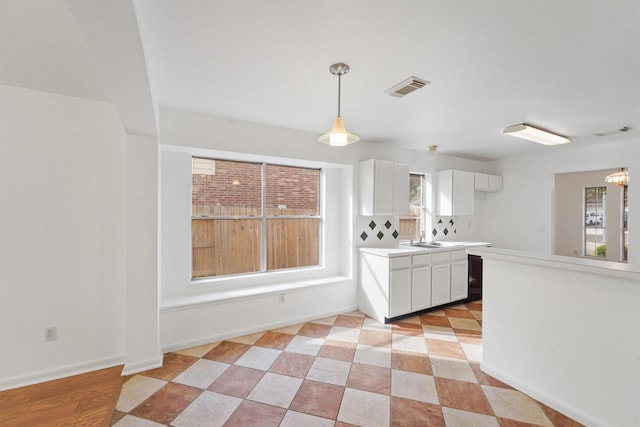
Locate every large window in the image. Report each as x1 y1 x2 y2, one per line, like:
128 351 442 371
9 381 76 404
584 186 606 258
622 185 628 261
191 158 320 279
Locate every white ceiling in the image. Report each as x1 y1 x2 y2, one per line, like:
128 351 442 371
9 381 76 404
2 0 639 160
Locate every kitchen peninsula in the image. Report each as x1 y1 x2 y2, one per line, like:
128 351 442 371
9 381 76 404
468 247 640 427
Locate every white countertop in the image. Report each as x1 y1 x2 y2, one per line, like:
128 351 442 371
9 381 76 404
468 246 640 281
360 241 491 257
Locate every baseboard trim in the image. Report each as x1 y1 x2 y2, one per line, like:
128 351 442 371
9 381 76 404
480 362 606 427
0 355 125 392
122 353 164 375
161 305 358 353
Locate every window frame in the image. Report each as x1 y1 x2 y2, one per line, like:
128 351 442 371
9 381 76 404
191 157 323 280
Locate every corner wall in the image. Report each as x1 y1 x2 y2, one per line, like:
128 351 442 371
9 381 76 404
0 85 127 390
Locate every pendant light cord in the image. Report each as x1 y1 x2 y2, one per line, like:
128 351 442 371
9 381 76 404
337 73 341 118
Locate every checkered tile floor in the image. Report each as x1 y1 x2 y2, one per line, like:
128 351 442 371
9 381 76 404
111 301 583 426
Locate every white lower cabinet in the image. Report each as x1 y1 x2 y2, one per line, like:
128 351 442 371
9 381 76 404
359 249 468 322
450 250 469 301
389 268 412 317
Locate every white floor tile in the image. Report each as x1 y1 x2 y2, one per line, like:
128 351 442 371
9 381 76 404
441 407 500 427
337 388 390 427
391 370 439 404
327 325 361 343
233 346 281 371
306 357 351 386
482 385 553 426
430 356 477 383
392 334 428 353
284 335 324 356
173 359 230 389
353 344 391 368
171 391 242 427
247 373 303 408
115 375 167 412
113 415 166 427
280 410 334 427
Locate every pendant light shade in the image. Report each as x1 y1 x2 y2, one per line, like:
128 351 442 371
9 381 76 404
605 168 628 186
318 63 360 146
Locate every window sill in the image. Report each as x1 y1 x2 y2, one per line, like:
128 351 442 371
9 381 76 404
160 275 352 313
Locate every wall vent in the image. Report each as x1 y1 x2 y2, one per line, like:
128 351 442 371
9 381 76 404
593 126 631 137
385 77 430 97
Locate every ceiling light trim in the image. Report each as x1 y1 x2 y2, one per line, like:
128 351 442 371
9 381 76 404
503 123 571 146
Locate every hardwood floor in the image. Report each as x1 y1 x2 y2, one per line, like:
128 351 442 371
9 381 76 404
0 365 124 427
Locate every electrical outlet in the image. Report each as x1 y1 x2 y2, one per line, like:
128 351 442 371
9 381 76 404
45 327 57 342
278 294 285 304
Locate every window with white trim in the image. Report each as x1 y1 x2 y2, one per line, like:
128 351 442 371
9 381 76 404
191 158 321 279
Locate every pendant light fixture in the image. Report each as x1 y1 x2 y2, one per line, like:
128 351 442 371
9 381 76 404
318 63 360 146
605 168 628 186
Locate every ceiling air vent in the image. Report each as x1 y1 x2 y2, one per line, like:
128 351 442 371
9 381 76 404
385 76 430 97
593 126 631 137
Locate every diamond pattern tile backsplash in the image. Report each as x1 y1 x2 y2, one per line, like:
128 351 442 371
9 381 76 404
357 216 400 248
432 217 457 239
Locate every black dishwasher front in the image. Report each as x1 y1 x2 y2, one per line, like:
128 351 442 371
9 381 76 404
467 254 483 301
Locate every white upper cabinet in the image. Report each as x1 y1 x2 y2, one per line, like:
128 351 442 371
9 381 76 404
436 170 474 216
360 159 410 216
474 173 503 192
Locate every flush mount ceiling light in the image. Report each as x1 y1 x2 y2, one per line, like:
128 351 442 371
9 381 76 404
503 123 571 146
428 145 438 159
605 168 628 186
318 63 360 147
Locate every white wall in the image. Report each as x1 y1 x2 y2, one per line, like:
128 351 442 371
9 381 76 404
486 139 639 266
0 85 127 390
124 134 161 374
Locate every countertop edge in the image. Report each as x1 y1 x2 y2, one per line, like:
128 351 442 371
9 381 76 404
360 242 491 257
467 247 640 281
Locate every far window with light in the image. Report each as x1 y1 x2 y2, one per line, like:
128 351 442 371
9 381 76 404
400 173 426 241
191 158 321 279
584 186 606 258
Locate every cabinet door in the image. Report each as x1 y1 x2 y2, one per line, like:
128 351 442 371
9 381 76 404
451 260 469 302
392 163 410 216
431 263 451 306
411 265 431 311
474 173 489 191
374 160 394 215
389 268 412 317
452 171 474 215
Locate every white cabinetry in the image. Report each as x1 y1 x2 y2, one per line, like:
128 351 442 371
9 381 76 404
411 254 432 311
389 257 412 317
430 252 451 306
359 249 470 322
360 159 410 216
450 250 469 301
436 170 474 216
474 173 503 192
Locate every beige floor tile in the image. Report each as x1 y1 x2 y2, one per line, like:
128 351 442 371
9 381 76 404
441 407 500 427
173 359 230 389
171 391 241 427
306 357 352 386
116 375 168 412
342 310 366 317
247 373 303 408
227 331 265 345
391 370 439 404
449 317 482 331
430 356 477 383
401 315 422 324
311 316 337 325
460 342 483 362
392 334 428 353
337 388 390 427
470 309 483 320
363 317 394 332
174 342 219 358
271 323 303 335
353 343 392 368
327 325 361 343
482 385 553 426
422 325 458 342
